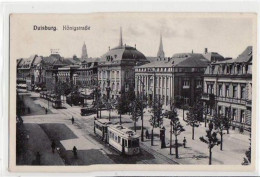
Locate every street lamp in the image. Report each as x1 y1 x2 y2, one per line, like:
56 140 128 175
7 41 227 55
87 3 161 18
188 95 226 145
136 76 145 142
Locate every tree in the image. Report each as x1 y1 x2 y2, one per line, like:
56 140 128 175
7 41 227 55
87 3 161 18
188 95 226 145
103 98 114 121
115 93 128 124
224 105 232 134
168 103 185 158
212 112 225 151
93 87 102 118
130 100 141 132
149 98 164 146
186 103 201 140
200 129 221 165
242 130 251 165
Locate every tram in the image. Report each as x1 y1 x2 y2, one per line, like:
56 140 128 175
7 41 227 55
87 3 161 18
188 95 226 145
94 119 140 155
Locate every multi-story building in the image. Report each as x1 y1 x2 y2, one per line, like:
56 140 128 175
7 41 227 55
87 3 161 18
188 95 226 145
98 28 149 99
135 53 210 109
16 54 42 90
201 46 252 130
76 58 99 88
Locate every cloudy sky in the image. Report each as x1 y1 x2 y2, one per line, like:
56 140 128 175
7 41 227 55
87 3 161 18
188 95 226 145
10 13 255 60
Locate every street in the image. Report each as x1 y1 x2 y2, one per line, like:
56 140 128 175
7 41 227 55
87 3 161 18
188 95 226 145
17 91 249 165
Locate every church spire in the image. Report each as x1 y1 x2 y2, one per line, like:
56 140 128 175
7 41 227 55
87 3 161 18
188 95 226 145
81 41 88 60
119 27 123 47
157 32 165 59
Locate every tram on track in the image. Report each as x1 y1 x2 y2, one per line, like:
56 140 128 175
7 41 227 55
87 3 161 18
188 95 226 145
94 119 140 155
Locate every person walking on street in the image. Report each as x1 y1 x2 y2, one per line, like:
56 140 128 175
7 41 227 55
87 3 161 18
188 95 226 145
71 116 75 124
27 107 31 114
36 152 41 165
45 108 48 114
183 137 187 148
145 129 150 139
73 146 77 158
51 140 56 153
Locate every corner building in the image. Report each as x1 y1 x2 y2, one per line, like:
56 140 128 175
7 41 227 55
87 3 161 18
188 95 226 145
201 46 252 130
98 28 149 99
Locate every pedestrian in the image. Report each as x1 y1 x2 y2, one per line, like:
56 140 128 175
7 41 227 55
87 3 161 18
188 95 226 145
51 140 56 153
209 120 213 132
183 137 187 148
73 146 77 158
45 108 48 114
71 116 74 124
27 107 31 114
145 129 150 139
36 152 41 165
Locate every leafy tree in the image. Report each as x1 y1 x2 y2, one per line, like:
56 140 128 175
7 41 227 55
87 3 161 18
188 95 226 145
93 88 102 118
149 98 164 146
168 103 185 158
212 112 226 151
103 98 114 121
224 105 232 134
186 103 201 140
130 99 142 132
200 129 221 165
242 130 251 165
115 93 129 124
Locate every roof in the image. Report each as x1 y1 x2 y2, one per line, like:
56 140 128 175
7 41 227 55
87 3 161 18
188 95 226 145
146 56 158 63
136 53 210 68
172 53 210 67
109 124 139 139
235 46 252 63
100 45 148 63
203 52 225 62
82 57 101 63
18 55 39 69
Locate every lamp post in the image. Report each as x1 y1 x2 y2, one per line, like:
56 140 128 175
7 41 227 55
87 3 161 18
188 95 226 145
135 76 145 142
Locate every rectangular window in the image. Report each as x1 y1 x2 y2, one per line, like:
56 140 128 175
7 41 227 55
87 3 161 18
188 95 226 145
218 106 222 115
118 136 121 144
232 109 237 121
225 107 229 117
233 85 237 98
240 110 245 123
226 85 230 97
218 84 223 96
241 85 246 99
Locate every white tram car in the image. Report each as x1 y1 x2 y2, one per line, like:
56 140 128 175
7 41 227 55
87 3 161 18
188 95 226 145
94 119 111 141
94 119 140 155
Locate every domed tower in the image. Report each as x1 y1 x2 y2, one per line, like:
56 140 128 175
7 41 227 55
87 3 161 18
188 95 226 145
81 42 88 60
98 27 149 99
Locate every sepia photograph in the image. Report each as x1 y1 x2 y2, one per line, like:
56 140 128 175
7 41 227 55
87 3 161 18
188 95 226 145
9 13 256 171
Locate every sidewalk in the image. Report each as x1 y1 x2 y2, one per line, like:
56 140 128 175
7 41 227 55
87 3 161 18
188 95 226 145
97 108 249 165
17 123 65 165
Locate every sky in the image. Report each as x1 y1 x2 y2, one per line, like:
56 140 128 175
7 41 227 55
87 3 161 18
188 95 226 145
10 13 255 60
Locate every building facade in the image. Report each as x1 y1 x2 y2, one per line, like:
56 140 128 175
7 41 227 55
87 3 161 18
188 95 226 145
135 53 210 109
98 28 149 99
201 46 252 130
16 55 42 90
76 58 99 88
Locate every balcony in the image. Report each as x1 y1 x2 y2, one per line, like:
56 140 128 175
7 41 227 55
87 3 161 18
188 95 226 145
246 100 252 107
202 93 248 105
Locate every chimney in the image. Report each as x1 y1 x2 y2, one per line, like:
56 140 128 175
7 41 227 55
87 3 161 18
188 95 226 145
109 46 110 51
205 48 208 54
